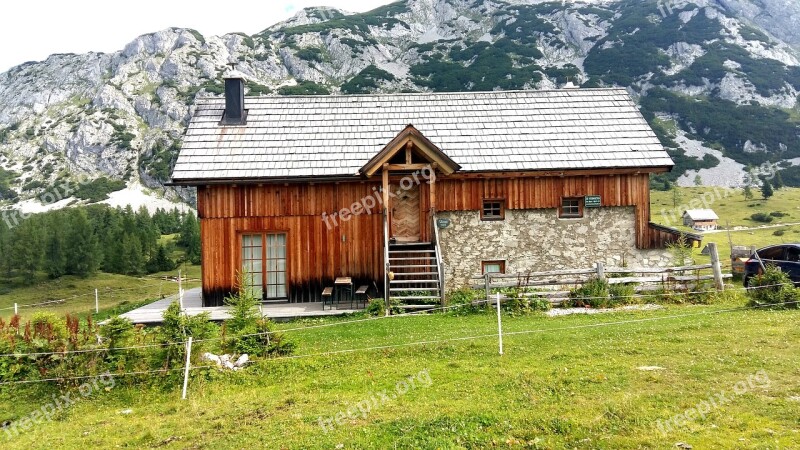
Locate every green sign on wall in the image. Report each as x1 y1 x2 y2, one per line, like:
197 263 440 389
585 195 601 208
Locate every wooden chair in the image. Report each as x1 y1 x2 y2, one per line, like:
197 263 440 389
354 285 369 309
321 287 333 310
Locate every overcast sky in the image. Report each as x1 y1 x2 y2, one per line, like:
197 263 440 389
0 0 393 73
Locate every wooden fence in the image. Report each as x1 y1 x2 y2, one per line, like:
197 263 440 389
471 244 730 305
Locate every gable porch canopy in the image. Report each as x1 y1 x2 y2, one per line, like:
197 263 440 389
170 89 674 185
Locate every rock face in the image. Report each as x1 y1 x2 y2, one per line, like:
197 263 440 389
0 0 799 209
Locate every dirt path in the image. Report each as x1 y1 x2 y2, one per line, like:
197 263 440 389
703 222 800 234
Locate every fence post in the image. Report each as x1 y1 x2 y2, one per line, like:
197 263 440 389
495 293 503 356
708 242 724 291
178 270 184 310
14 303 17 315
596 262 605 280
484 273 491 302
95 289 99 314
181 336 193 400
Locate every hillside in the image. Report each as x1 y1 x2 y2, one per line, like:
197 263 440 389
1 0 799 212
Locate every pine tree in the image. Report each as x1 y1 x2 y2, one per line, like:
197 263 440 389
179 213 201 264
743 185 753 201
147 244 176 273
761 180 774 200
65 209 101 277
45 227 67 279
693 175 702 186
10 219 44 282
773 171 785 190
122 234 146 275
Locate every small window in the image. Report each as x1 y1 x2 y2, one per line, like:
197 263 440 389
786 247 800 262
559 197 583 218
481 199 505 221
482 260 505 274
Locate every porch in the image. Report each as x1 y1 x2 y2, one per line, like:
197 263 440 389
119 288 364 325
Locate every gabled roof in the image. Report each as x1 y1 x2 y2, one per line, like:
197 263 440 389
360 125 461 177
683 209 719 221
171 88 673 184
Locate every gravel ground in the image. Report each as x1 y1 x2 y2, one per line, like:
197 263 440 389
546 304 664 317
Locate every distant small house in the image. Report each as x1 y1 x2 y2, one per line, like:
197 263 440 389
683 209 719 231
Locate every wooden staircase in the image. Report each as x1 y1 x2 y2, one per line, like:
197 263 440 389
388 242 442 309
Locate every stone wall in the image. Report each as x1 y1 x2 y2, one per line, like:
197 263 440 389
436 207 673 293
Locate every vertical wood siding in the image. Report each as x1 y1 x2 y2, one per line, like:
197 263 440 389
197 173 655 304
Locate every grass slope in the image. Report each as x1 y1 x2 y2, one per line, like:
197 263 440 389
1 299 798 448
651 186 800 268
0 264 200 320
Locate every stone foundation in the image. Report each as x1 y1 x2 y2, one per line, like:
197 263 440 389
437 207 673 293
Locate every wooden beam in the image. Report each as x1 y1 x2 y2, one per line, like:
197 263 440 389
382 164 389 214
447 167 670 180
385 163 430 171
405 141 413 165
429 165 436 213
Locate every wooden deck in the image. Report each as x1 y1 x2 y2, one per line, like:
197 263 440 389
119 288 363 324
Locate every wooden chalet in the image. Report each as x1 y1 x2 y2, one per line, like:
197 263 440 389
171 73 681 307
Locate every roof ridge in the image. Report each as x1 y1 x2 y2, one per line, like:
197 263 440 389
194 87 628 104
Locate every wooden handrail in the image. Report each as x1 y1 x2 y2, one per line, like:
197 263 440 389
383 207 390 314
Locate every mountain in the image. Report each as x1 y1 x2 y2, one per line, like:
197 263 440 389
1 0 799 212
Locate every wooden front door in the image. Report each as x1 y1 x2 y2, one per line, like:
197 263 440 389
391 183 421 242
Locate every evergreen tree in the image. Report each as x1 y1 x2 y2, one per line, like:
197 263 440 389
65 209 101 277
773 171 785 190
147 244 176 273
743 184 754 201
693 175 702 186
122 233 145 275
179 213 201 264
10 219 44 281
761 180 774 200
45 226 67 279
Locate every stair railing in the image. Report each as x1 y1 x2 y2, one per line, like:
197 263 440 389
431 209 445 306
383 207 390 315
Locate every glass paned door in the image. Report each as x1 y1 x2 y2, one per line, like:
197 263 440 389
241 232 288 301
241 234 264 299
266 233 287 299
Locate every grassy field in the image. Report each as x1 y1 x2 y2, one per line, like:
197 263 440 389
0 263 200 320
1 295 798 449
651 186 800 271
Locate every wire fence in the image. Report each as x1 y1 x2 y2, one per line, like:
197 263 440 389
0 282 796 387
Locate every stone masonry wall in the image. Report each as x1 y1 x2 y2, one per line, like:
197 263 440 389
437 207 673 293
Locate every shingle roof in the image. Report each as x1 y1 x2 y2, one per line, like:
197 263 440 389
683 209 719 221
171 88 673 183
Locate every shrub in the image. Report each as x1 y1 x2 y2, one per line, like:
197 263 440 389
159 301 216 369
99 316 134 351
750 212 774 223
609 282 637 305
30 312 68 342
746 266 799 309
568 278 610 308
770 211 788 217
223 276 294 357
773 229 785 236
444 288 486 315
498 287 551 314
365 298 386 316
